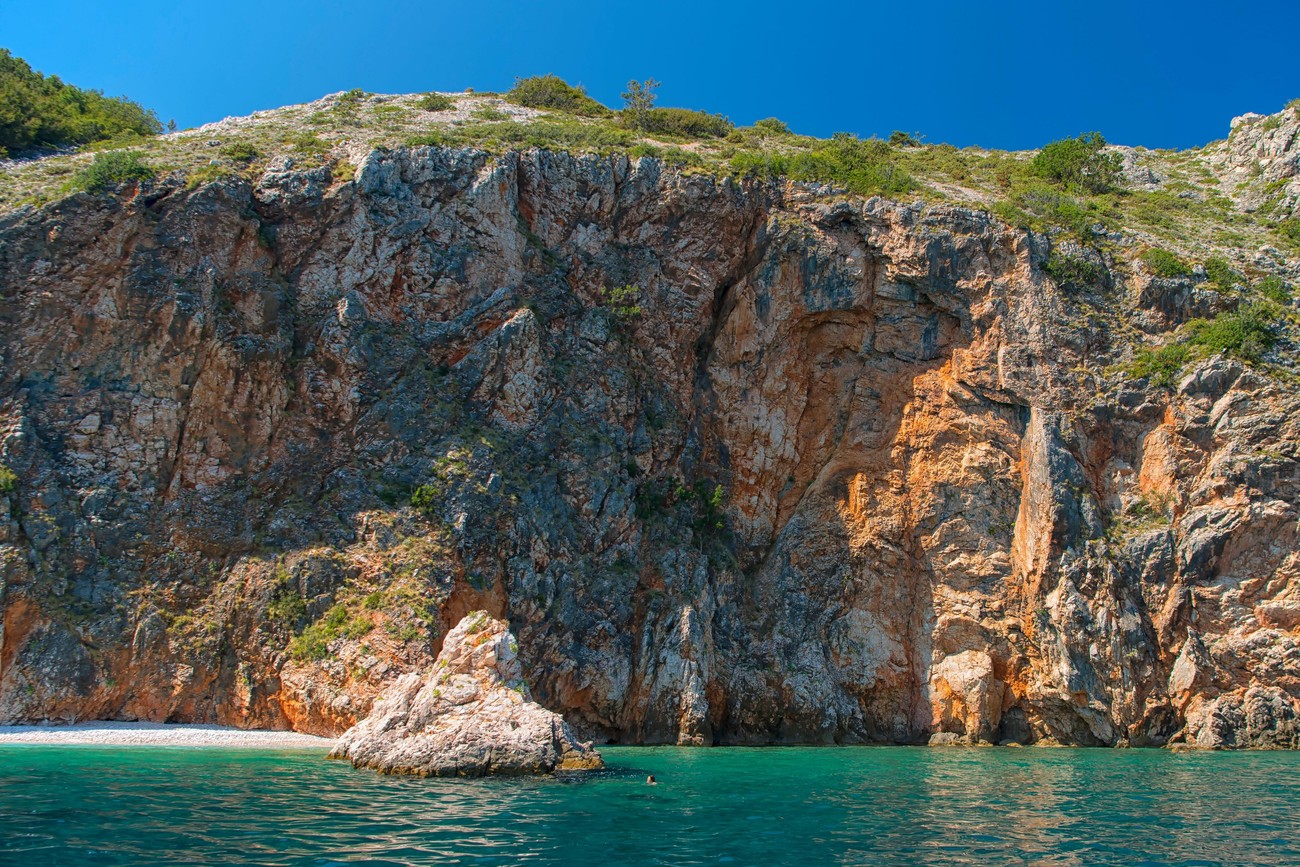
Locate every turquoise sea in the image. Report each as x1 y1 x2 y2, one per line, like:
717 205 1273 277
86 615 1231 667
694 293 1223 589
1 744 1298 865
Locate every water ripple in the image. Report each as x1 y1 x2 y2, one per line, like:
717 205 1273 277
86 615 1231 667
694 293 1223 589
1 746 1298 865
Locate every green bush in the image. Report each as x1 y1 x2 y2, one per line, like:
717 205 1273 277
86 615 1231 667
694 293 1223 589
1187 305 1277 363
412 119 635 154
998 184 1104 237
730 149 789 181
288 131 330 157
1203 256 1241 291
1140 248 1191 279
1043 250 1107 288
289 603 371 661
638 107 732 139
186 163 235 189
506 75 610 116
601 284 642 318
416 92 456 112
411 482 444 514
785 133 915 196
1031 132 1123 194
471 105 510 122
0 49 161 156
889 130 920 147
1257 275 1293 304
71 150 155 193
219 142 259 162
1276 218 1300 248
752 117 791 136
1127 343 1192 388
267 588 307 627
0 465 16 494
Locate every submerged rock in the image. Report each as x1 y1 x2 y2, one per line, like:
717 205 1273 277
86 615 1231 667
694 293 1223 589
329 612 603 776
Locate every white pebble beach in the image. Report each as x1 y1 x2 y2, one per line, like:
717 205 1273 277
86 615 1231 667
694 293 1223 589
0 721 333 748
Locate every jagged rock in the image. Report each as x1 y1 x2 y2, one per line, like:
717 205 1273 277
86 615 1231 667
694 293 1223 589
0 128 1297 749
328 612 603 776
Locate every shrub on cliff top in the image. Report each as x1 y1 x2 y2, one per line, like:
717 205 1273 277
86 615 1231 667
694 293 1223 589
752 117 792 136
70 150 155 193
1031 132 1123 194
0 48 161 156
506 75 610 117
784 133 915 196
638 107 733 139
416 92 456 112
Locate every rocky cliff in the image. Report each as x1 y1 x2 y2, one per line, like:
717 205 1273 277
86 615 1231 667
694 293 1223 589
1 100 1298 748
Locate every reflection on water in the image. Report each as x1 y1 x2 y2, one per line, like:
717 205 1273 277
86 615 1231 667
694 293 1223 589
1 745 1297 865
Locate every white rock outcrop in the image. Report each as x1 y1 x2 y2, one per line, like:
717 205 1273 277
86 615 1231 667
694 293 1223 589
329 611 603 776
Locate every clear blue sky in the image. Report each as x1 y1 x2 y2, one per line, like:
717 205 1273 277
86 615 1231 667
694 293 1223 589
5 0 1298 150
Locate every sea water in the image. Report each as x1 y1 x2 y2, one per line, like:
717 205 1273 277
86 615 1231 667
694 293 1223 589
1 744 1297 865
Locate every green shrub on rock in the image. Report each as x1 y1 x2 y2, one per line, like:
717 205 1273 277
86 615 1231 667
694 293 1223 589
1275 218 1300 249
1031 132 1123 194
1203 256 1241 291
507 75 610 116
1043 250 1107 289
786 133 915 196
1140 247 1191 279
70 150 155 193
639 107 732 139
416 92 456 112
1256 275 1292 304
1187 305 1277 363
1127 343 1193 388
753 117 792 136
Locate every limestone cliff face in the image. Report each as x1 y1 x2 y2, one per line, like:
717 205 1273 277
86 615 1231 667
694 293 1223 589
1 145 1297 747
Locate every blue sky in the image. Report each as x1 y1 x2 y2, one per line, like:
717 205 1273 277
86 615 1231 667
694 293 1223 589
5 0 1298 150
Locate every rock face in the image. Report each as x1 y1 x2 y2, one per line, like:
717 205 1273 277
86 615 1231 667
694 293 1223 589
0 141 1298 749
329 612 602 775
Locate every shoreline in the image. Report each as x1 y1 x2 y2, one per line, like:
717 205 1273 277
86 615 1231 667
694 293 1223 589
0 721 333 748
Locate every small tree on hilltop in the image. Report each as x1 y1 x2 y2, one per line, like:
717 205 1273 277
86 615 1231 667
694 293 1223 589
621 78 659 130
1031 131 1124 194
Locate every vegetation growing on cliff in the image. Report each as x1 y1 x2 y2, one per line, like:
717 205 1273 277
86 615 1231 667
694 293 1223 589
0 70 1296 390
69 150 155 192
0 49 161 156
508 74 610 117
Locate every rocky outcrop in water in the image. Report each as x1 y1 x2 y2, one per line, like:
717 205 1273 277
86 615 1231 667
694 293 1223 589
329 612 602 775
0 120 1298 749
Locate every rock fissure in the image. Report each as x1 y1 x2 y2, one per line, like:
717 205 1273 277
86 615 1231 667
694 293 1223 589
0 144 1297 749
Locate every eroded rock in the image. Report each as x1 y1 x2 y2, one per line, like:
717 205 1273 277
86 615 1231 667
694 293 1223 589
329 612 603 775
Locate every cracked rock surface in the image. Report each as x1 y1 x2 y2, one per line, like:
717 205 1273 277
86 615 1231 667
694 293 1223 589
330 612 602 775
0 144 1297 749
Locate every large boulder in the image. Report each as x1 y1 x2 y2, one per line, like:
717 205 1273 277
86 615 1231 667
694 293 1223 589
328 611 603 776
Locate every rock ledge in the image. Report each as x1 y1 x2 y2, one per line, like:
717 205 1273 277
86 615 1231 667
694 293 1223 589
329 611 602 776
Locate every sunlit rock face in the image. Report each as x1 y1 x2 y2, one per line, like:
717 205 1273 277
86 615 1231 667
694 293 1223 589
0 143 1297 749
329 612 602 776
